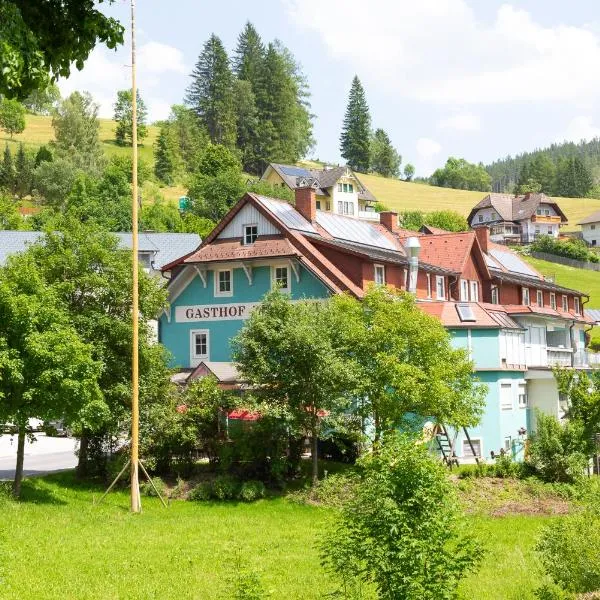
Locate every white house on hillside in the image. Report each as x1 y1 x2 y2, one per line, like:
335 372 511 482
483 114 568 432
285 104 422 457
577 211 600 246
468 193 568 244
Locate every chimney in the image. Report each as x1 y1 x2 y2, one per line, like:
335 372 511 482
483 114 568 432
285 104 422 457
380 211 398 232
474 226 490 253
295 185 316 222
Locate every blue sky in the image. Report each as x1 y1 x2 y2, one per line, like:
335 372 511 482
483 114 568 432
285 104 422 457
60 0 600 177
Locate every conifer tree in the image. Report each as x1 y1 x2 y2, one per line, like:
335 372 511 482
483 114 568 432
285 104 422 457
154 126 175 184
14 143 33 199
555 156 593 198
185 34 237 148
0 144 14 192
34 145 53 168
340 76 371 172
370 128 401 178
233 22 264 83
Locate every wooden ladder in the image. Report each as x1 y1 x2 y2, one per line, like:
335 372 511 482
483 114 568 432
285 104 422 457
435 424 458 468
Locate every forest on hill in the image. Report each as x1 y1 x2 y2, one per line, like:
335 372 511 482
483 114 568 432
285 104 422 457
485 138 600 197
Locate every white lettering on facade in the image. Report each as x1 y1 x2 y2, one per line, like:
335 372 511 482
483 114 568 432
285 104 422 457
176 302 260 323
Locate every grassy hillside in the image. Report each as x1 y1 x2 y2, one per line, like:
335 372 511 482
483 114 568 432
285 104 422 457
0 113 160 165
358 172 600 232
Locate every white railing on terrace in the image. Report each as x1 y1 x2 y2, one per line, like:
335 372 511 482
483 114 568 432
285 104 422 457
588 352 600 367
547 348 573 367
358 210 380 221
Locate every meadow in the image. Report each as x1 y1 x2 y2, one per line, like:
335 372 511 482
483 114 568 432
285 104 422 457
0 472 553 600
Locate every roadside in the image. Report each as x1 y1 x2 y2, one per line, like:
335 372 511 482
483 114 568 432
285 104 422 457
0 433 78 480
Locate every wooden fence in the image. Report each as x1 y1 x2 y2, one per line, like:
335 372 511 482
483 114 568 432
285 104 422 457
530 251 600 272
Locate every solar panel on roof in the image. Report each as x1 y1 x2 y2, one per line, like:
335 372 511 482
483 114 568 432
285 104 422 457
489 249 539 277
280 166 310 177
255 196 317 233
456 303 476 322
315 212 397 250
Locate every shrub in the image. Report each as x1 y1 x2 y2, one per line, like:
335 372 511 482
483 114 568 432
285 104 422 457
140 476 167 498
493 452 523 478
534 583 574 599
238 480 266 502
212 475 240 500
188 481 212 501
531 235 597 263
526 412 588 483
320 433 483 600
536 511 600 595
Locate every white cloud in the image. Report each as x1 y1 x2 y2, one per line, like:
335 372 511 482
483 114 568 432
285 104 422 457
287 0 600 106
416 137 442 160
558 116 600 143
438 113 481 132
57 41 186 122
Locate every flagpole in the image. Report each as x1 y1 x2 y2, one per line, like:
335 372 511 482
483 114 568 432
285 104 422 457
130 0 141 514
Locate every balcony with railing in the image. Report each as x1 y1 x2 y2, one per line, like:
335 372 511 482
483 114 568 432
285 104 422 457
358 210 380 221
531 215 562 224
547 347 573 367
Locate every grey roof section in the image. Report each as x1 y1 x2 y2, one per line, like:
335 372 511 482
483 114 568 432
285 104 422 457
0 231 42 265
577 210 600 225
585 309 600 323
490 268 583 296
488 311 524 329
0 230 200 269
254 195 317 233
316 211 398 250
264 163 376 202
488 248 540 278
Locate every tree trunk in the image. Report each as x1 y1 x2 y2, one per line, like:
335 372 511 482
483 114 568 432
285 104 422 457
76 433 90 478
12 426 26 499
311 429 319 488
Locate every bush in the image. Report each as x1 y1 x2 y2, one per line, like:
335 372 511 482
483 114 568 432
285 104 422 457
534 583 574 600
531 235 598 263
188 481 212 501
238 480 266 502
212 475 240 500
526 412 588 483
493 452 523 478
536 511 600 595
140 476 167 498
320 433 483 599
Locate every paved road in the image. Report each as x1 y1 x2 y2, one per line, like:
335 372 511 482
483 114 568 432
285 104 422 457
0 433 78 480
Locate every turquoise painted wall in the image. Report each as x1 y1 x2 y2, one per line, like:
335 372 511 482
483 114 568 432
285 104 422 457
159 264 330 367
448 328 501 369
454 371 528 461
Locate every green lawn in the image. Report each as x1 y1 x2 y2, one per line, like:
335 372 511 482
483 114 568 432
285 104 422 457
0 473 554 599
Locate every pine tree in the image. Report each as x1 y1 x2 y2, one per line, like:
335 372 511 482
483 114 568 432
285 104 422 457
233 22 264 83
14 143 33 199
154 126 175 184
0 144 14 192
185 34 237 148
340 76 371 172
555 156 593 197
114 89 148 146
370 129 401 178
34 145 53 168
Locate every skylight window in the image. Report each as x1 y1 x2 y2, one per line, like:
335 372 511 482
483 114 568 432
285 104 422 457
456 303 476 322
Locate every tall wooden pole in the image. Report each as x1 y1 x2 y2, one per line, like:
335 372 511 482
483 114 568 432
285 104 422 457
130 0 141 513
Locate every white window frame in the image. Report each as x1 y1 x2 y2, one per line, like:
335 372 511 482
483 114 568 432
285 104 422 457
190 329 209 366
478 214 484 223
271 265 291 293
460 279 469 302
491 285 499 305
470 280 479 302
500 381 513 411
214 269 233 297
374 264 386 285
518 384 528 408
244 224 258 245
522 287 530 306
550 292 556 310
462 438 482 459
403 268 408 289
562 295 568 312
574 297 581 315
536 290 543 307
426 274 432 298
436 276 445 300
503 437 512 453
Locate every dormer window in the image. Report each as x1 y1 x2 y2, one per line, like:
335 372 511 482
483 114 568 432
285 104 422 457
374 264 386 285
244 224 258 245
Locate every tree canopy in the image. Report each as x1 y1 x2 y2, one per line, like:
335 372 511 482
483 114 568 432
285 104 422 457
0 0 124 99
0 98 26 137
340 75 371 173
370 128 401 178
114 89 148 146
431 157 492 192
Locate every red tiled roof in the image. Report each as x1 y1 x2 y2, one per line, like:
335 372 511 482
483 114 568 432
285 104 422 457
184 235 299 263
503 304 593 324
418 232 476 273
419 301 501 328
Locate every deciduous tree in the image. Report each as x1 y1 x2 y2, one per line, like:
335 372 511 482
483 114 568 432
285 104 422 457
403 163 415 181
114 89 148 146
0 98 26 138
232 291 358 486
22 83 61 115
431 157 491 192
340 76 371 172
